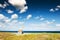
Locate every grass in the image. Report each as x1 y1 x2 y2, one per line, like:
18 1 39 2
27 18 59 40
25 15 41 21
0 32 60 40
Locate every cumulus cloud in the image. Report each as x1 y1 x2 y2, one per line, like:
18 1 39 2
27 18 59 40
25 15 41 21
50 8 59 12
35 16 45 21
7 10 14 13
50 5 60 12
27 14 32 20
0 4 2 7
0 13 59 31
4 19 11 23
9 0 28 13
55 8 59 11
20 6 28 13
0 0 28 14
0 3 7 8
11 14 18 19
0 14 25 31
0 14 59 31
0 14 5 20
0 14 11 23
9 0 26 6
50 8 54 12
57 5 60 8
0 4 3 7
0 20 25 31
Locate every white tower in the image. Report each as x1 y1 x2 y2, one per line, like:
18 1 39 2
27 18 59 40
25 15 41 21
18 25 24 34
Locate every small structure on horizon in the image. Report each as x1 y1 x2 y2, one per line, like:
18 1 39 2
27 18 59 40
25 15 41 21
18 29 23 34
18 26 24 34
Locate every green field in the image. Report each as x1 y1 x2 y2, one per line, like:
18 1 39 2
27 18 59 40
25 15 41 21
0 32 60 40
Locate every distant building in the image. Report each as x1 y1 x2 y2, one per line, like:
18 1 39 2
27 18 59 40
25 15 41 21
18 29 23 34
18 25 24 34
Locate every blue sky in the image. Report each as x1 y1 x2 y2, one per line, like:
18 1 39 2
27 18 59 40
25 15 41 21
0 0 60 31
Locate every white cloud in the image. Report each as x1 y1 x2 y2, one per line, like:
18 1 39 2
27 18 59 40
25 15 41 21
27 14 32 20
45 20 54 24
0 14 5 20
0 14 25 31
50 5 60 12
55 8 59 11
50 8 54 12
20 6 28 13
0 3 7 8
9 0 26 6
0 17 25 31
0 4 3 7
0 14 11 28
35 16 45 21
7 10 14 13
24 22 56 31
9 0 28 13
0 15 59 31
40 17 45 21
57 5 60 8
0 14 11 23
23 19 59 31
19 22 24 25
56 24 60 27
3 4 7 8
4 19 11 23
11 14 18 19
0 0 28 14
0 14 11 24
0 14 59 31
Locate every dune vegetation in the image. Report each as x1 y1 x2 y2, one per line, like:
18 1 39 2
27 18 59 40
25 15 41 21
0 32 60 40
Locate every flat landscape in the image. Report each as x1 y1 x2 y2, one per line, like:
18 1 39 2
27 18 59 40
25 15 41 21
0 32 60 40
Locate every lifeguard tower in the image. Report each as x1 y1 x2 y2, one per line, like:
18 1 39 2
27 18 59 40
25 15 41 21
18 26 24 34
